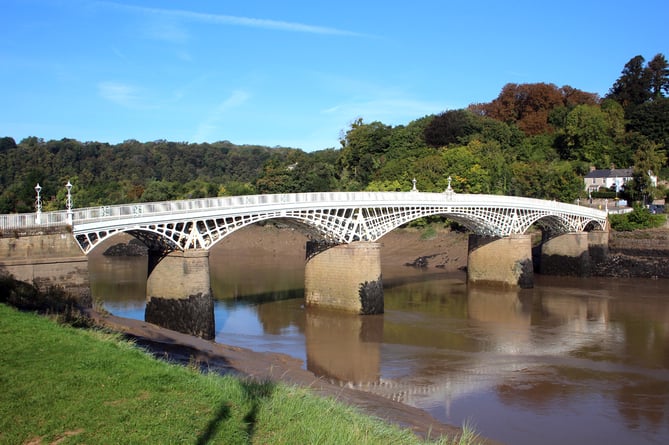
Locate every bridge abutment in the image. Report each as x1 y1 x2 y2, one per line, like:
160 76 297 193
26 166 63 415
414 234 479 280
304 241 383 314
145 249 214 339
467 234 534 288
0 232 91 304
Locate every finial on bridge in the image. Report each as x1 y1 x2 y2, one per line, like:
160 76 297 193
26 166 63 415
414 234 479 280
411 178 418 192
444 176 455 199
66 180 73 225
34 183 42 225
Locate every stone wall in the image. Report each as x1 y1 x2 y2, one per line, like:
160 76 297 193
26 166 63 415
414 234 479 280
0 231 90 302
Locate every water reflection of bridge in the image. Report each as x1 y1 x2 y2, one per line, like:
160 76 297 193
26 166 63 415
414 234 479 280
299 284 647 410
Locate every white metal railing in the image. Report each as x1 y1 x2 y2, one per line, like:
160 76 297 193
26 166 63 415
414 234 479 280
0 210 70 232
0 191 609 232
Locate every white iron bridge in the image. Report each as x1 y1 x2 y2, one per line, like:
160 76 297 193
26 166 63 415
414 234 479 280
71 191 609 254
1 191 609 255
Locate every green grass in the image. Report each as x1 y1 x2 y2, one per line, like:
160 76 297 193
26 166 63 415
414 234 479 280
0 304 479 444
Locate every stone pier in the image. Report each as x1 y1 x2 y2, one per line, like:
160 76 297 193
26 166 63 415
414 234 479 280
145 249 214 339
540 232 591 276
304 242 383 314
0 231 90 304
467 234 534 288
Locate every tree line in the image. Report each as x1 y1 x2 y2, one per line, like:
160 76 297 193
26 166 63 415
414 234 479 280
1 53 667 214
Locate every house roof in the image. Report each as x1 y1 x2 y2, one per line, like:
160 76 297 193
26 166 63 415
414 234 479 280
584 168 633 179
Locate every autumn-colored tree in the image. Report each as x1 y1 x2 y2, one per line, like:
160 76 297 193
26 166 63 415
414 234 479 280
474 83 598 135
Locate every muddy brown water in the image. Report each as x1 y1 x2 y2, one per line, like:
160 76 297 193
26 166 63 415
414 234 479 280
90 237 669 445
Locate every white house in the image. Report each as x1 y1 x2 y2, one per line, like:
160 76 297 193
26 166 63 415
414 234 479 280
584 167 657 194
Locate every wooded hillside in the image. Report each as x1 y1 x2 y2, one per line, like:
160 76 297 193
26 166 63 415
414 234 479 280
2 54 667 213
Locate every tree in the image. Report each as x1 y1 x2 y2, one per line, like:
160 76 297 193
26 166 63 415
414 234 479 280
563 104 615 166
607 55 651 113
647 53 669 99
474 83 598 136
0 137 16 152
624 134 667 204
627 98 669 157
338 119 392 187
423 109 481 147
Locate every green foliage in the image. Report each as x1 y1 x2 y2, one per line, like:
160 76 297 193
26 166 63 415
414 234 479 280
609 205 667 231
564 104 616 166
424 110 482 147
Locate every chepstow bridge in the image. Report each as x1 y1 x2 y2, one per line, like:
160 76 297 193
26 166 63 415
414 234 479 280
0 187 609 339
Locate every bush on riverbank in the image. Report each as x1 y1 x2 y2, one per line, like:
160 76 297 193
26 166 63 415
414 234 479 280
0 300 477 444
609 205 666 231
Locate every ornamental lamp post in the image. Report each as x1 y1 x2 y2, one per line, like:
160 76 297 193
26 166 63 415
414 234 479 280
35 183 42 224
66 180 73 225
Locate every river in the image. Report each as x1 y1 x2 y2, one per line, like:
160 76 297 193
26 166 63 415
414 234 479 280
89 248 669 445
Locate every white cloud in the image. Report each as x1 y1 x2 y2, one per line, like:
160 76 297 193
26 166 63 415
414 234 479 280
321 97 448 125
145 20 190 44
193 90 251 141
98 81 141 108
96 1 364 36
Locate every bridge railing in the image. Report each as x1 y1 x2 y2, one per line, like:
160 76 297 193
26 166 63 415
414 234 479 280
0 191 609 231
0 210 70 232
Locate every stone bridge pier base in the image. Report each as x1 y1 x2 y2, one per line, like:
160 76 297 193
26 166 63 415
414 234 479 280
304 242 383 314
467 234 534 288
540 232 592 276
145 249 214 339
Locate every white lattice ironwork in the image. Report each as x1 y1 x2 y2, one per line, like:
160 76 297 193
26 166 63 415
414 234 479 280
51 191 608 255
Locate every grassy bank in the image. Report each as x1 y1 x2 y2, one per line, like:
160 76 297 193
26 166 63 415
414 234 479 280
0 304 477 444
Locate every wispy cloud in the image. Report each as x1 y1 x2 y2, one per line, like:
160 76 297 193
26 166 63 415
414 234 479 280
98 81 142 108
96 1 364 36
322 97 447 123
193 90 251 141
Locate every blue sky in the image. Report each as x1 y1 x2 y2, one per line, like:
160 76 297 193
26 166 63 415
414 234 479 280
2 1 667 151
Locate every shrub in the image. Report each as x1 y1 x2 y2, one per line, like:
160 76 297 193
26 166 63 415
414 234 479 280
609 205 666 231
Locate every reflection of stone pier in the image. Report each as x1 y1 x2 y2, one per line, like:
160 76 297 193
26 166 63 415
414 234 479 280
305 307 382 384
145 249 214 339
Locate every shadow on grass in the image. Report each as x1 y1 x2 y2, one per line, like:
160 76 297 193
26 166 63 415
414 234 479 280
241 380 276 440
192 380 275 444
195 402 231 445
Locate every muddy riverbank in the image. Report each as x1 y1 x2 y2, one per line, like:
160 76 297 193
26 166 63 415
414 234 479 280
85 308 478 443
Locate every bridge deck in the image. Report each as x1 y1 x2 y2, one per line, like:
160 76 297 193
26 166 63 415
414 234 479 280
0 191 608 254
